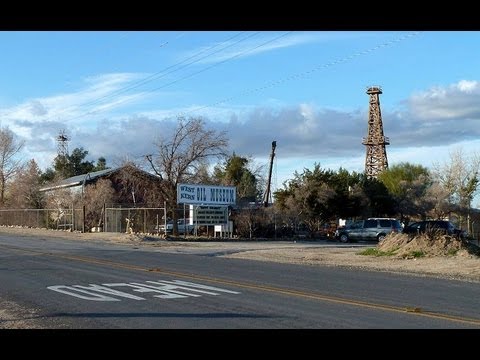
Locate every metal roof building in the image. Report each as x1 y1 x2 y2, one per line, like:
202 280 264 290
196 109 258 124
39 166 161 194
39 168 119 192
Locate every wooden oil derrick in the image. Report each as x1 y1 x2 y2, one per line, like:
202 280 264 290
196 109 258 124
362 86 389 178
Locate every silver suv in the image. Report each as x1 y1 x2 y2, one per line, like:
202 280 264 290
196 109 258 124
335 218 403 243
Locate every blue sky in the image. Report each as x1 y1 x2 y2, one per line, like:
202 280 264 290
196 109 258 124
1 31 480 204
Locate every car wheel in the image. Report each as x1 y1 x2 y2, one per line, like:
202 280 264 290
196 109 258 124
339 234 349 243
377 234 386 242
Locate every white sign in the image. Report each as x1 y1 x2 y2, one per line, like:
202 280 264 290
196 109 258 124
190 205 228 225
177 184 236 205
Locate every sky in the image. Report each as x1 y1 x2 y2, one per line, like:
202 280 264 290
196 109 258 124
1 31 480 205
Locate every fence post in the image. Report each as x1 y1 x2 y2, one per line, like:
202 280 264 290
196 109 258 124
104 206 107 232
128 209 131 233
164 201 167 236
82 205 86 233
144 208 146 234
71 205 75 231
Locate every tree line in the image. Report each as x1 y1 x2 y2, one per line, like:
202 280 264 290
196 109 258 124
0 118 478 236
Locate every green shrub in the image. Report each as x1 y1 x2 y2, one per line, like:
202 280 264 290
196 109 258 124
358 248 397 256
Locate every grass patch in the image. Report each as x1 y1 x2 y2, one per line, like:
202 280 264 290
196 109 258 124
407 250 425 258
357 248 397 257
447 249 458 256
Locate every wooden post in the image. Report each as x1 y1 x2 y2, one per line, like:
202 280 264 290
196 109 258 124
82 205 86 233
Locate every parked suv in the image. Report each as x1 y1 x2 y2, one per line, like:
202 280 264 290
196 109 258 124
335 218 403 243
403 220 465 239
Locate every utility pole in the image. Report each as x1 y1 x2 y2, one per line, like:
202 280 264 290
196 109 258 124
363 86 390 179
263 141 277 207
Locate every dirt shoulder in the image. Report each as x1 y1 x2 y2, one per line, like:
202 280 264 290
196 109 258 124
1 226 479 283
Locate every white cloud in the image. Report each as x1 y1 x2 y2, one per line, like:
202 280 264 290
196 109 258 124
457 80 478 93
215 105 366 160
409 79 480 120
83 73 142 87
1 72 148 127
28 101 48 116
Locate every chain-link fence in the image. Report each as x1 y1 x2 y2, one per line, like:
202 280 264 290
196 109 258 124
470 221 480 246
0 207 167 234
0 208 84 231
104 207 166 234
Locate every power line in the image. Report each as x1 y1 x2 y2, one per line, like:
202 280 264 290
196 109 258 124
180 32 422 118
149 32 291 95
45 32 258 124
67 31 252 114
66 32 292 121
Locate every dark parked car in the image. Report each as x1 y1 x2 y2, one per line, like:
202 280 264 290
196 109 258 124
403 220 466 239
335 218 403 243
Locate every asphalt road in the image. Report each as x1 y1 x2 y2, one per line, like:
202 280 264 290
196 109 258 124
0 233 479 329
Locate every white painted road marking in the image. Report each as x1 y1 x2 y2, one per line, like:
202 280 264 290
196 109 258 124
47 279 240 301
47 286 122 301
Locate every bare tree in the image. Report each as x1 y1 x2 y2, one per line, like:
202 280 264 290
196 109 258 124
0 127 25 207
82 178 115 231
44 187 75 228
110 161 163 207
421 182 452 220
6 159 44 209
431 147 480 231
282 193 303 231
145 117 228 235
195 161 215 185
233 207 266 239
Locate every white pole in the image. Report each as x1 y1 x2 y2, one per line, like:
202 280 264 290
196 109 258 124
183 203 186 239
164 201 167 236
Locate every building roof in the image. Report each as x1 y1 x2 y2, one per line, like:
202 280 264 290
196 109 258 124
39 166 160 192
39 168 117 192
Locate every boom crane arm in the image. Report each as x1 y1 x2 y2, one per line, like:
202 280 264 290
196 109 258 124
263 141 276 207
